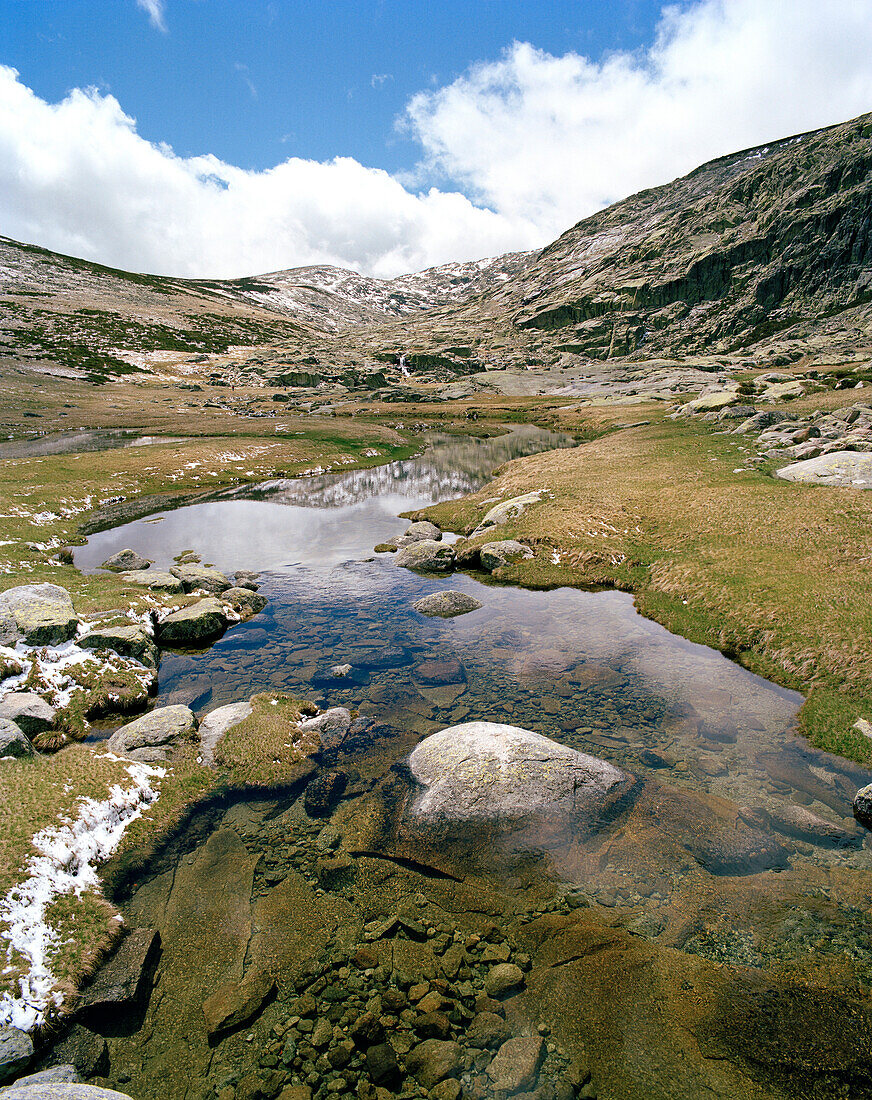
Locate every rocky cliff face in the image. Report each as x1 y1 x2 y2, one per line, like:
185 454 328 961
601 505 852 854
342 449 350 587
472 112 872 361
1 111 870 389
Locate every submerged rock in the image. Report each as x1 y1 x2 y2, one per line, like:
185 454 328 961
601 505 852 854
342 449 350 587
407 722 633 824
157 598 228 646
486 1036 544 1093
202 969 276 1040
298 707 352 753
99 549 151 572
107 705 196 760
394 540 455 574
0 584 78 646
304 770 348 816
413 591 482 618
479 540 533 572
76 930 161 1026
0 694 56 737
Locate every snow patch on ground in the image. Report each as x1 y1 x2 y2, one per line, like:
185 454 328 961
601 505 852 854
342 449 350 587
0 757 164 1030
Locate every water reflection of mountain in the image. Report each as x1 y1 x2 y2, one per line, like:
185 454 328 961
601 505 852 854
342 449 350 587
227 427 575 509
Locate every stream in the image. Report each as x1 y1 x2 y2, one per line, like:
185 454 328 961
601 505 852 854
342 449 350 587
61 425 872 1100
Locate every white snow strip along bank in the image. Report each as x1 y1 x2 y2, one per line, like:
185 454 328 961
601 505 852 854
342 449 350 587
0 757 165 1031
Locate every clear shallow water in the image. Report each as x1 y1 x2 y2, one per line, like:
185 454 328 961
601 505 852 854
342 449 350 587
80 425 872 973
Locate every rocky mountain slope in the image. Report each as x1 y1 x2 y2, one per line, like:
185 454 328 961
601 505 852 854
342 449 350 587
1 110 870 394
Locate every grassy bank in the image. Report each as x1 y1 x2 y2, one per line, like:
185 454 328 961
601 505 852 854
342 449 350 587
411 402 872 766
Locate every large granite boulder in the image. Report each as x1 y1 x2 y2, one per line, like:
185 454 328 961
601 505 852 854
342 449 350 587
776 451 872 488
157 599 228 646
0 718 36 759
0 1086 135 1100
0 694 56 737
0 1067 81 1092
198 701 253 766
407 722 634 825
107 706 196 761
394 541 455 574
99 549 150 572
170 564 232 595
78 626 158 669
0 1027 33 1085
854 783 872 828
119 570 183 593
472 492 542 535
0 585 78 646
478 540 533 573
413 591 482 618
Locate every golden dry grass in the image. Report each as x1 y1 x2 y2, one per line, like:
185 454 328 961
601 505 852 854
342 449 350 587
416 409 872 763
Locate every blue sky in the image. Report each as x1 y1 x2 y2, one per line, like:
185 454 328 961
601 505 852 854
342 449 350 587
2 1 872 278
5 1 681 176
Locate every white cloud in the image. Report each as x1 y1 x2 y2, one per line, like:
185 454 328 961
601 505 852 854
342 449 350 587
405 0 872 239
0 66 534 279
2 1 872 279
136 0 167 33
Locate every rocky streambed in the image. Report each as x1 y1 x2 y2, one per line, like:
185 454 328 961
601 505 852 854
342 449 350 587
5 426 872 1099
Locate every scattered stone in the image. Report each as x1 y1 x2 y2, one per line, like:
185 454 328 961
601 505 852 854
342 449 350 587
412 591 482 618
466 1011 510 1049
486 1036 545 1093
854 783 872 828
0 584 78 645
220 588 268 619
119 570 184 593
304 770 348 817
0 1028 33 1085
99 549 151 573
170 564 232 594
78 626 158 669
397 521 442 544
394 541 455 574
404 1039 462 1089
365 1043 400 1086
233 570 260 590
854 718 872 740
157 598 228 646
298 708 352 753
315 852 353 887
776 451 872 488
77 930 161 1026
44 1028 108 1080
483 963 525 998
478 540 533 573
676 391 740 415
198 701 253 766
202 970 276 1040
472 491 543 535
414 657 466 685
0 718 36 758
106 706 196 761
413 1012 451 1040
0 695 56 738
351 1013 385 1047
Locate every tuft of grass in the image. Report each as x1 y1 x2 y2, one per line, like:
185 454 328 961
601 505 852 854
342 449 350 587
213 691 320 787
